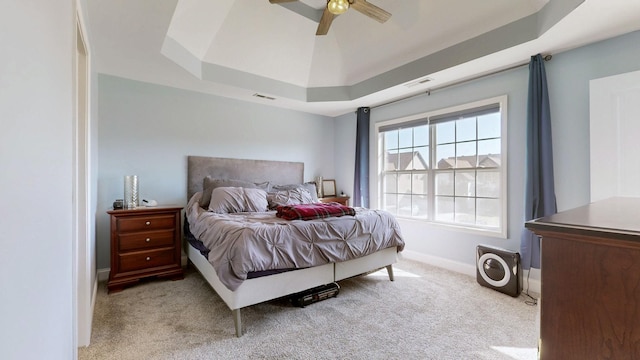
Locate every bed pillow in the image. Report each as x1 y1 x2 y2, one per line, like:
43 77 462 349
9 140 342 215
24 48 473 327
208 187 268 214
267 187 315 209
200 177 258 208
272 182 319 203
242 188 269 212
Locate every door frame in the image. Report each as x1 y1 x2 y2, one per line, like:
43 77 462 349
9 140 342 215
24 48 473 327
74 0 93 349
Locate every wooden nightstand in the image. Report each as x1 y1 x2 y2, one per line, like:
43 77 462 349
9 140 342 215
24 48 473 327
107 206 184 293
319 196 350 206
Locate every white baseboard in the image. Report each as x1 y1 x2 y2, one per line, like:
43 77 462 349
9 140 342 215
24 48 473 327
401 250 541 296
523 269 541 296
97 268 110 282
87 277 98 345
402 250 477 276
92 276 98 310
182 253 188 267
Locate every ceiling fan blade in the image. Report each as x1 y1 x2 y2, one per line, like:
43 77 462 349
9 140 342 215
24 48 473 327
269 0 297 3
316 8 336 36
350 0 391 23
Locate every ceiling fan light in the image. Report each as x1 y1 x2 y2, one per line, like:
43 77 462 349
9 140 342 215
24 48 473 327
327 0 349 15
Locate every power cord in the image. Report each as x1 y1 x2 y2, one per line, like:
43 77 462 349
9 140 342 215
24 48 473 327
522 268 538 306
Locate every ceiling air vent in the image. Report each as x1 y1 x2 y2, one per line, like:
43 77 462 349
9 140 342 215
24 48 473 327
404 77 433 88
252 93 276 100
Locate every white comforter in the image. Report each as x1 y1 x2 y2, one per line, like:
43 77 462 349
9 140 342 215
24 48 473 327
186 192 405 291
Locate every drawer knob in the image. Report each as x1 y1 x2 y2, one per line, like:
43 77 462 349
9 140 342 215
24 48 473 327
145 238 151 242
145 221 151 225
146 257 151 261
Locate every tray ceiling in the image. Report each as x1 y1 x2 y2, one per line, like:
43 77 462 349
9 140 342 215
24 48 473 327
87 0 640 116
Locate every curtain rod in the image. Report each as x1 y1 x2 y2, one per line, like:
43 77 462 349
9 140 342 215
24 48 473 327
369 54 552 111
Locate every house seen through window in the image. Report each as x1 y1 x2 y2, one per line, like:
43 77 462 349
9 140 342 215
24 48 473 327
377 96 507 236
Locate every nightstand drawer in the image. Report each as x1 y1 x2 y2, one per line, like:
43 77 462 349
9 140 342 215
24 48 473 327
118 230 175 252
119 248 176 272
117 214 176 233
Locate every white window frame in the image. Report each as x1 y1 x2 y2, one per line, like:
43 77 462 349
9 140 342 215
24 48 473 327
373 95 508 238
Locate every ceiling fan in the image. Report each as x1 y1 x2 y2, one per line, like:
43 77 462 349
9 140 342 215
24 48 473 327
269 0 391 36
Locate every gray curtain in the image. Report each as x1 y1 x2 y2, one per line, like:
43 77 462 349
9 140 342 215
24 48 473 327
354 107 370 207
520 54 557 269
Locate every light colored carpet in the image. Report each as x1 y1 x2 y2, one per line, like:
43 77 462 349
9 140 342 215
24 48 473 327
79 259 539 360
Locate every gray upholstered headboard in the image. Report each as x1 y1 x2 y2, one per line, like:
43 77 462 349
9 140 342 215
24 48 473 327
187 156 304 200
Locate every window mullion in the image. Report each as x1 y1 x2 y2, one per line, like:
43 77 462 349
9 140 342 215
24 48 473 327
475 116 479 226
428 123 436 221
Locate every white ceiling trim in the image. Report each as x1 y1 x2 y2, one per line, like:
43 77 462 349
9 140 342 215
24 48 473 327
161 0 582 103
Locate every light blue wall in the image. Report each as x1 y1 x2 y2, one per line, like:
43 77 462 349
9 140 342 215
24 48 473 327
334 30 640 271
97 75 335 268
545 30 640 210
97 30 640 272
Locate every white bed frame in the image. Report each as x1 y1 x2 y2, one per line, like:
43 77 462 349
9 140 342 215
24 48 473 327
186 156 398 337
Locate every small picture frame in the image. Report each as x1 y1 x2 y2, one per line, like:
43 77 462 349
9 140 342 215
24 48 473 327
322 179 337 197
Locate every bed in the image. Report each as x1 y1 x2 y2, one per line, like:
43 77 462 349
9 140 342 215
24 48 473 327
185 156 405 337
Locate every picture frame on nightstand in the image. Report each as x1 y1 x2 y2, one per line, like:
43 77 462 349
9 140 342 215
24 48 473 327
322 179 336 197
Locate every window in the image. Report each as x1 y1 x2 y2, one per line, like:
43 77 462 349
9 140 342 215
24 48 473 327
376 96 507 237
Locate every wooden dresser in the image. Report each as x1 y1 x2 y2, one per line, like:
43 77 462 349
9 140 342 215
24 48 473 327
525 197 640 360
319 196 350 206
107 206 184 293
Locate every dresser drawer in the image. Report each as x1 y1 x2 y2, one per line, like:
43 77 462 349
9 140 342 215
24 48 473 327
118 229 175 252
117 214 176 233
119 248 176 273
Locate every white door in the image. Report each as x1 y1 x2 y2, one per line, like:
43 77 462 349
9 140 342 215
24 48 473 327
589 70 640 202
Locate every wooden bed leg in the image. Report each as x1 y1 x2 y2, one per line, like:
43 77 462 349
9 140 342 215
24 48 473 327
232 309 242 337
386 265 395 281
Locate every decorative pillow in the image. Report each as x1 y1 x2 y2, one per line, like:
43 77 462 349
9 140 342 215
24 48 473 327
208 187 268 214
272 182 319 203
200 177 257 208
303 182 320 202
254 181 272 192
267 187 315 209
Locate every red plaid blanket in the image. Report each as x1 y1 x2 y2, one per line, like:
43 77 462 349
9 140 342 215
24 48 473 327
276 202 356 221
